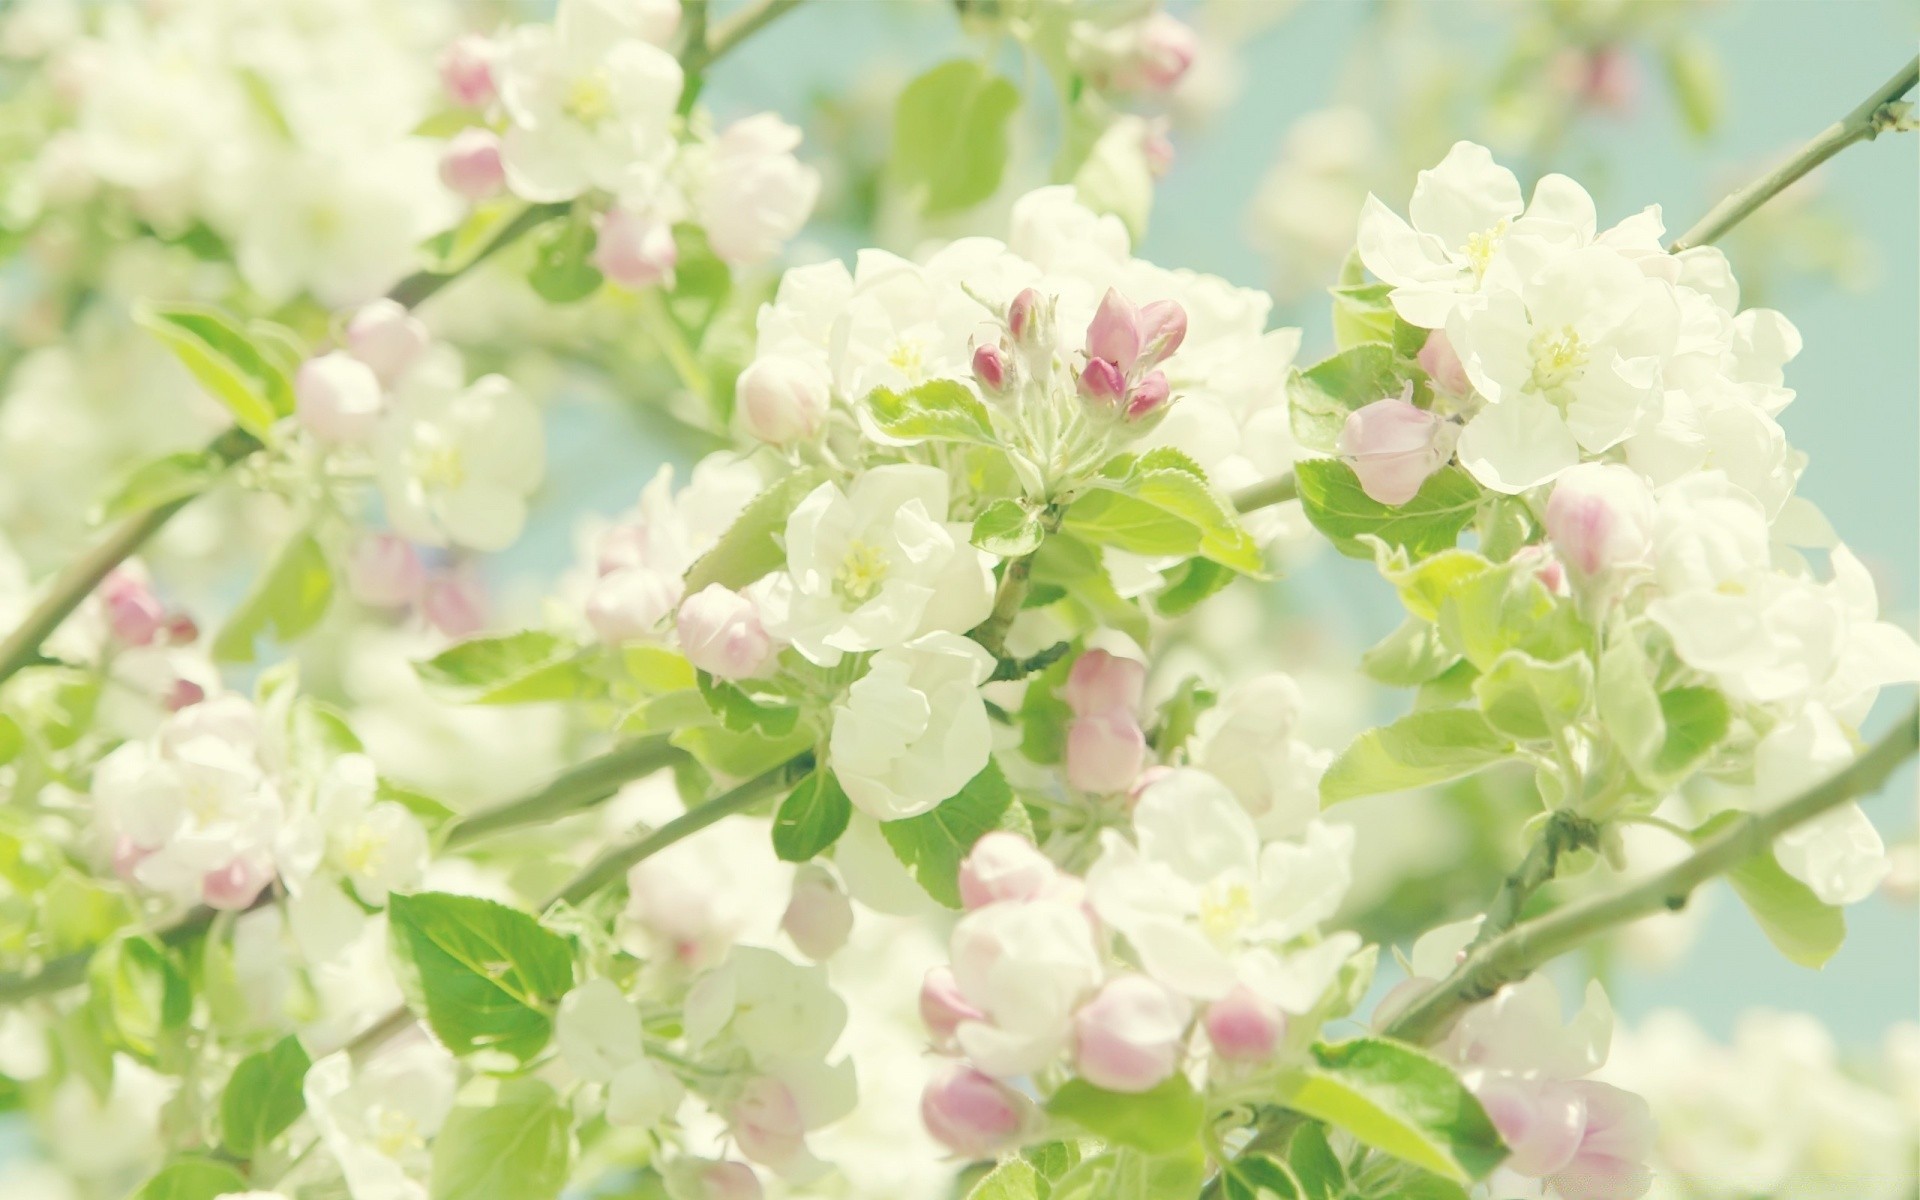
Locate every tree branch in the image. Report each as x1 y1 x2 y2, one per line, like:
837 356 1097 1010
1670 54 1919 252
442 736 682 849
1464 810 1599 953
1231 472 1297 514
1385 704 1919 1043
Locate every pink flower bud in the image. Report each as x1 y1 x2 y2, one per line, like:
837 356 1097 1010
1086 289 1143 370
737 356 830 444
1335 397 1453 506
422 570 487 638
1124 371 1170 421
163 614 199 644
1549 1082 1655 1200
346 534 425 609
920 1065 1028 1158
202 857 270 911
781 866 852 961
1136 299 1187 366
1007 288 1050 348
1078 357 1127 407
958 832 1059 910
730 1077 807 1172
1064 649 1145 716
593 208 676 290
1143 127 1175 178
585 570 682 644
346 299 431 387
1072 975 1190 1094
165 678 206 712
1417 329 1471 398
1581 47 1641 115
439 128 506 201
101 568 164 646
971 343 1008 394
919 966 984 1047
296 352 383 445
1066 711 1147 795
1473 1077 1587 1178
438 35 496 108
691 1162 763 1200
1543 463 1656 579
112 836 152 883
677 584 775 681
1118 13 1198 93
1204 985 1284 1062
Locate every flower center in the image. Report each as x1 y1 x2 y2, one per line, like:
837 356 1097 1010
835 539 891 603
412 440 467 490
1528 324 1589 392
1462 219 1509 280
1199 881 1255 945
886 336 927 381
370 1106 424 1159
563 71 615 126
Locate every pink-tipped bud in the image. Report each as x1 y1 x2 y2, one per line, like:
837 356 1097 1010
422 570 487 638
1078 357 1128 407
202 857 270 911
781 866 852 962
1066 711 1147 795
438 35 497 108
1117 13 1198 93
730 1077 807 1173
1137 299 1187 366
1543 463 1656 579
737 356 830 444
163 613 199 644
346 299 431 387
439 128 506 201
1335 396 1454 506
1072 975 1190 1094
1417 329 1471 398
1473 1077 1587 1179
919 966 984 1047
1204 985 1284 1062
1007 288 1048 348
101 568 165 647
1124 371 1170 421
677 584 775 681
1086 288 1143 370
1063 649 1145 716
347 534 425 609
593 208 676 290
921 1065 1029 1158
164 678 206 712
958 832 1059 910
1581 47 1641 115
585 570 681 644
971 343 1008 394
691 1162 763 1200
295 352 383 445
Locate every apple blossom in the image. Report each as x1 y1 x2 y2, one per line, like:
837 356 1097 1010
736 356 831 444
1065 708 1147 794
376 372 545 552
920 1064 1029 1158
1072 974 1191 1093
438 34 497 108
919 967 984 1049
594 206 678 289
345 299 430 387
1336 395 1457 505
677 584 776 680
958 832 1061 910
438 128 507 201
692 114 821 267
1544 462 1657 579
944 895 1104 1078
296 352 384 445
828 632 996 820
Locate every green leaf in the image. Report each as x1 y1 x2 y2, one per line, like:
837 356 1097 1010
212 532 333 663
1154 557 1235 617
1045 1075 1205 1156
415 631 602 705
431 1076 574 1200
93 449 225 522
697 672 801 736
1290 343 1406 452
132 1159 251 1200
1284 1123 1348 1200
87 934 190 1061
1023 1140 1083 1182
1361 619 1460 687
671 722 814 780
1294 460 1480 560
891 59 1021 215
868 379 998 446
387 892 575 1062
1028 533 1149 644
772 769 852 862
1379 547 1492 624
1472 651 1593 742
1321 709 1514 804
1651 686 1730 779
1066 467 1263 574
221 1034 311 1156
662 224 734 349
684 469 829 594
967 1158 1045 1200
1329 284 1398 356
1220 1154 1304 1200
134 303 294 439
528 214 603 302
1283 1037 1506 1183
1435 560 1579 673
423 199 545 275
1692 811 1844 968
973 499 1045 557
1597 633 1666 777
1663 34 1723 139
880 760 1014 907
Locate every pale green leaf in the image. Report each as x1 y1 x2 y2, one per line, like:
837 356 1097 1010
387 892 575 1062
868 379 998 446
1283 1037 1507 1183
881 760 1015 907
891 60 1021 215
134 303 294 439
1322 709 1514 804
683 469 829 593
221 1034 311 1156
773 769 852 863
1044 1075 1205 1156
1693 811 1845 968
212 532 333 663
431 1077 573 1200
1294 459 1480 560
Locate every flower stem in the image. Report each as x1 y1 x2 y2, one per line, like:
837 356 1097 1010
441 736 683 849
1231 472 1297 514
1463 810 1599 953
1669 54 1918 252
1385 704 1919 1043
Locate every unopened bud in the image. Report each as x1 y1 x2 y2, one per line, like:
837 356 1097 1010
1117 13 1198 93
1086 288 1143 371
1064 649 1145 716
422 570 487 638
1136 299 1187 367
202 857 270 911
781 865 852 961
296 352 383 445
1417 329 1471 398
1125 371 1170 420
438 35 497 108
593 208 676 290
1007 288 1048 348
1335 396 1455 506
164 678 206 712
730 1077 806 1172
1472 1077 1587 1179
1543 463 1656 578
1073 975 1190 1094
346 299 431 387
1078 357 1127 407
919 966 983 1047
439 128 507 201
921 1065 1029 1158
585 570 681 644
688 1162 763 1200
101 568 164 646
677 584 775 681
1204 985 1284 1062
347 534 425 609
958 832 1059 910
737 356 830 444
971 343 1008 394
1066 711 1147 795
